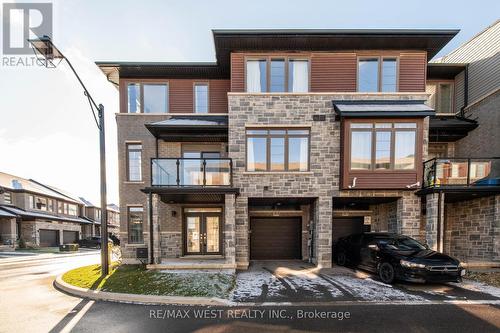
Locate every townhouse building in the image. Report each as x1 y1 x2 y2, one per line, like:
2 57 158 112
98 27 500 269
0 171 121 248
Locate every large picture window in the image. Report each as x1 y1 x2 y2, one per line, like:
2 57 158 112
127 82 168 113
350 122 417 171
246 57 309 93
127 143 142 181
357 57 398 92
246 128 309 171
128 206 144 244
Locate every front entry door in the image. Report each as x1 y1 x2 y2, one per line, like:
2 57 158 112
185 213 222 255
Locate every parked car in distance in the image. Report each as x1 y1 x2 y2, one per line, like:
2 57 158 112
78 236 113 249
334 232 465 284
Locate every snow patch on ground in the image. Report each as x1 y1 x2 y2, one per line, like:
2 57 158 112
453 279 500 298
231 269 283 300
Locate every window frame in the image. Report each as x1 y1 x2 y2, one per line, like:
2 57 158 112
244 55 311 93
125 81 169 114
245 127 310 172
193 82 210 113
356 56 399 92
437 82 454 115
4 192 12 204
347 119 420 172
126 142 143 182
127 205 144 244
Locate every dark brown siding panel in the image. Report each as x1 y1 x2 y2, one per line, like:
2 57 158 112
231 53 245 92
169 79 194 113
311 53 357 92
343 172 419 189
209 80 230 113
399 53 427 92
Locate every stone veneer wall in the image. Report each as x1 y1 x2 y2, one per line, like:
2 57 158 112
443 195 500 262
19 220 81 246
369 201 398 232
228 93 428 268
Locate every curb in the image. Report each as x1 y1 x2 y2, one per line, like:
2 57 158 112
54 274 234 306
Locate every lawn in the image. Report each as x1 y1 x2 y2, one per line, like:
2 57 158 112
466 271 500 288
62 264 235 298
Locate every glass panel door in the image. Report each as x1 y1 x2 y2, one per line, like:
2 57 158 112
204 215 220 254
185 215 201 254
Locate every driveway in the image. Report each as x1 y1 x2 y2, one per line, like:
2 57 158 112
231 261 500 303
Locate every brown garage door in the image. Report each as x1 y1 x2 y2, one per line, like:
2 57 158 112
63 230 79 244
250 217 301 260
39 229 59 247
332 217 364 242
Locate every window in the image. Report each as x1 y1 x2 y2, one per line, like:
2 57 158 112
35 196 47 211
28 195 34 209
128 206 144 243
438 83 453 114
67 204 78 216
127 144 142 181
349 122 417 171
143 84 168 113
246 57 309 92
127 83 141 113
127 83 168 113
357 57 398 92
47 199 54 212
58 201 64 214
4 192 12 204
246 128 310 171
194 83 209 113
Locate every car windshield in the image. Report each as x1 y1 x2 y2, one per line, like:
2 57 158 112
381 237 426 251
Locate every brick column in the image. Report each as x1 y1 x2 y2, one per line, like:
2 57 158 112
425 192 444 251
314 196 332 268
235 196 248 269
224 194 236 265
150 193 161 264
396 192 421 239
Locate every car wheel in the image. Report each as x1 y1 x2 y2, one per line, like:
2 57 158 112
378 262 395 284
336 252 347 266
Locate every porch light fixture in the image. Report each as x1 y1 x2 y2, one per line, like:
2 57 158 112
28 35 110 276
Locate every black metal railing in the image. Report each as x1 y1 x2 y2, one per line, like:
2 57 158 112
422 157 500 188
151 158 233 187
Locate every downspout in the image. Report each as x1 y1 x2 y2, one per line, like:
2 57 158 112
149 192 154 264
460 65 469 118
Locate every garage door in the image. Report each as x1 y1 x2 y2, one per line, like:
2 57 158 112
332 217 364 242
63 230 79 244
250 217 301 260
39 229 59 247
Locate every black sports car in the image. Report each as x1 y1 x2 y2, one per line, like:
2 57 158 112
333 232 465 284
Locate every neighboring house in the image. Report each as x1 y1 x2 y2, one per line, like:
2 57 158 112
79 197 121 238
0 172 89 247
422 20 500 263
97 27 500 269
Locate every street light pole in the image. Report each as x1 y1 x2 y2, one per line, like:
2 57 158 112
98 104 109 275
28 36 109 275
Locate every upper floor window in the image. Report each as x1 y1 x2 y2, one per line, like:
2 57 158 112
357 57 397 92
350 122 417 171
127 83 168 113
4 192 12 204
246 128 310 172
194 83 209 113
35 196 47 211
246 57 309 93
437 83 453 114
126 143 142 181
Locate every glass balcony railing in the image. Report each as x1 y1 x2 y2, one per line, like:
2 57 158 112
423 157 500 188
151 158 232 187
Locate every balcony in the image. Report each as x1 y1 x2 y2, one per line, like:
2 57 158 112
423 157 500 189
151 158 232 187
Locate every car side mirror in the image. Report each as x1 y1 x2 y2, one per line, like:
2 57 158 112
368 244 379 251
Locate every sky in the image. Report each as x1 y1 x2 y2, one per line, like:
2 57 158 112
0 0 498 205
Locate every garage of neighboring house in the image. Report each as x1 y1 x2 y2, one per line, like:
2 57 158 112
39 229 59 247
250 217 302 260
63 230 79 244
